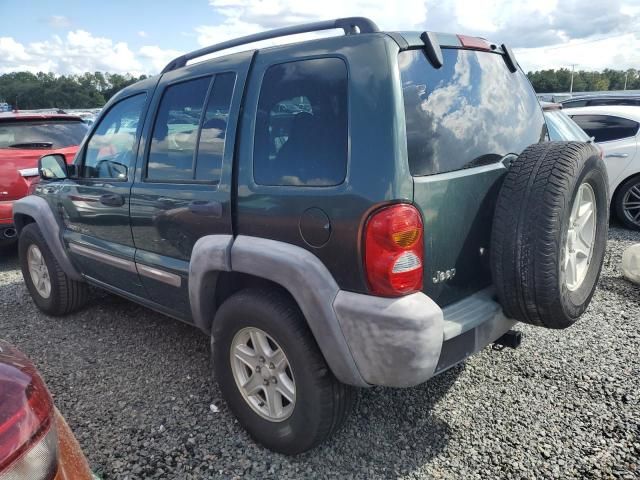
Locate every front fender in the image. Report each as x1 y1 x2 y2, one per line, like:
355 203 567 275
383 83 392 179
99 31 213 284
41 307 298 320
13 196 83 281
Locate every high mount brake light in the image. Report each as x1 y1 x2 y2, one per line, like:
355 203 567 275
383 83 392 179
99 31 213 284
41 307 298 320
457 34 493 51
0 345 58 480
364 204 424 296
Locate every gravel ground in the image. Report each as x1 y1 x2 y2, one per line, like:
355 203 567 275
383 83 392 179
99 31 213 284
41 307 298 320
1 227 639 480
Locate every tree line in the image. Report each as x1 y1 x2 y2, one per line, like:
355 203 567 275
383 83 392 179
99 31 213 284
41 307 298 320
0 71 148 110
1 68 639 110
527 68 639 93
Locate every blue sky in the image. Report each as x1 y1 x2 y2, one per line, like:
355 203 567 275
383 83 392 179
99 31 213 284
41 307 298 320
0 0 216 51
1 0 639 75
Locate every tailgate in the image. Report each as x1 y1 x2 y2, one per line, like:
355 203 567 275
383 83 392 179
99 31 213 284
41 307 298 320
414 163 507 307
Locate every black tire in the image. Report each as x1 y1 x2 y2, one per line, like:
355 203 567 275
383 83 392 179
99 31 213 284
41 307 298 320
19 223 89 315
211 288 356 454
613 175 640 231
491 141 609 329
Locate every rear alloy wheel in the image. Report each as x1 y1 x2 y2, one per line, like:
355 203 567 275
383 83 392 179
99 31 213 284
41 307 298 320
229 327 296 422
212 288 356 454
614 176 640 231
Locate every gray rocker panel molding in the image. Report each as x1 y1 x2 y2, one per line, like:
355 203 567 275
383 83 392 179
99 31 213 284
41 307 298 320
12 195 83 281
230 235 368 387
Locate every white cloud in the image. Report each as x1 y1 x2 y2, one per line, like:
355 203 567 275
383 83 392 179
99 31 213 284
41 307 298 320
196 0 426 48
138 30 147 38
48 15 72 29
0 30 181 75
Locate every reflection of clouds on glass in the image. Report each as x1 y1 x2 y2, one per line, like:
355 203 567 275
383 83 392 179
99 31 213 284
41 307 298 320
401 49 544 176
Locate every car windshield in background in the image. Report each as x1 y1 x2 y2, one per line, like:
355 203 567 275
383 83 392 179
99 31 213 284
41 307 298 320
399 48 545 176
0 120 88 149
544 110 590 142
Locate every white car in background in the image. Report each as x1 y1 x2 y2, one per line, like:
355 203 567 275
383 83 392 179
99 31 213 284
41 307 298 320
563 105 640 230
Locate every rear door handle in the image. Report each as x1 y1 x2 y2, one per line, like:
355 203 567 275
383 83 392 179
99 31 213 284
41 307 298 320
188 200 222 217
605 153 629 158
99 193 125 207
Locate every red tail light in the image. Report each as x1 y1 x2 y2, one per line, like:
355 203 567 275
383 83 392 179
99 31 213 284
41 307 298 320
364 204 424 296
0 344 57 479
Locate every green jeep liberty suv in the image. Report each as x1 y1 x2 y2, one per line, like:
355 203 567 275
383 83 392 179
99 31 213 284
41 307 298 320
14 18 608 454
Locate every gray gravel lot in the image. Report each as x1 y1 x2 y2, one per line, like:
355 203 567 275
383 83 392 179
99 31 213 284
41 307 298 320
1 227 639 479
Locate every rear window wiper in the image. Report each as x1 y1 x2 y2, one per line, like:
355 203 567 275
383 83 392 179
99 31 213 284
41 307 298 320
7 142 54 149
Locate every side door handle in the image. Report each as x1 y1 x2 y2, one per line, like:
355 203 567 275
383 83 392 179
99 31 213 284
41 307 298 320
605 153 629 159
99 193 125 207
188 200 222 217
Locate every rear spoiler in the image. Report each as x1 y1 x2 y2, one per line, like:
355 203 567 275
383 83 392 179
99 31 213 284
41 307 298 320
396 31 519 73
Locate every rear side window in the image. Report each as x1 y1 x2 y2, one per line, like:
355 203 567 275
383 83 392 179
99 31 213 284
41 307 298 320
400 48 545 176
570 115 639 142
0 120 87 149
253 58 348 186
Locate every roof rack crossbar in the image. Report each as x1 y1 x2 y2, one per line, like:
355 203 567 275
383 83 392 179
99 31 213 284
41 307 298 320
161 17 379 74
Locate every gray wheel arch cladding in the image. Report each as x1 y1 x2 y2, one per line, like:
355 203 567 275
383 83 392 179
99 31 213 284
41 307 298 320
12 195 83 281
189 234 368 387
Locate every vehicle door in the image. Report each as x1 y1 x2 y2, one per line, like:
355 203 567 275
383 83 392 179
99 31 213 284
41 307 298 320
129 52 251 319
570 114 639 189
62 88 152 295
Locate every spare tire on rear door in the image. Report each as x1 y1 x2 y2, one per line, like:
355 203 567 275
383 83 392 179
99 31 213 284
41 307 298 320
491 141 608 329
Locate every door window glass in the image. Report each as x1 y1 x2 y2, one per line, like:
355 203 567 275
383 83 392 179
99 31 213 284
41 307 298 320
147 77 210 181
570 114 640 142
195 73 236 181
83 94 146 179
253 58 348 186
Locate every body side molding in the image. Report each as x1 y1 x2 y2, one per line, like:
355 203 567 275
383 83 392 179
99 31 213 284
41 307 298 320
12 195 83 281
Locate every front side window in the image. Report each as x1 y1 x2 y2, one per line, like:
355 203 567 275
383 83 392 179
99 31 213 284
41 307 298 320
544 110 590 142
400 48 546 176
253 58 348 186
83 94 146 179
570 114 640 142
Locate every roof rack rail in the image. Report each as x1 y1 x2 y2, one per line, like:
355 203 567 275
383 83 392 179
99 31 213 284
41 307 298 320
161 17 379 74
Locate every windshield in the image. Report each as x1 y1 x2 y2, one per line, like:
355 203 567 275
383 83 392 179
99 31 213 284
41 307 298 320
399 48 546 176
0 120 88 149
544 110 590 142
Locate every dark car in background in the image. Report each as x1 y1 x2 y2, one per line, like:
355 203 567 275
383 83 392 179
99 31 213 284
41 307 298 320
0 113 87 247
561 94 640 108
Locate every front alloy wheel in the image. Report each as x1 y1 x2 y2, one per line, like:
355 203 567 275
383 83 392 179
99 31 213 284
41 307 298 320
27 244 52 298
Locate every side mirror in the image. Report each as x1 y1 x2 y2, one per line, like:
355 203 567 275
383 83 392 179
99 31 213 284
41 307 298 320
38 154 68 180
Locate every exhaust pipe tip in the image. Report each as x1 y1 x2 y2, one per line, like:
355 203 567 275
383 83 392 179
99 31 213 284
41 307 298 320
3 228 17 239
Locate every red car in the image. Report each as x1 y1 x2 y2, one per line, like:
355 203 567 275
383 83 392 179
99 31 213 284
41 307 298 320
0 113 87 246
0 340 94 479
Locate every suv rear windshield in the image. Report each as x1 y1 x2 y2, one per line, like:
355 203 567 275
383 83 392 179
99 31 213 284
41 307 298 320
0 120 88 149
400 48 545 176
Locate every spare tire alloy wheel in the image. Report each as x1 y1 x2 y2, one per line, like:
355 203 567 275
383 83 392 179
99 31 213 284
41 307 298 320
230 327 295 421
27 244 52 299
492 141 609 329
564 183 597 291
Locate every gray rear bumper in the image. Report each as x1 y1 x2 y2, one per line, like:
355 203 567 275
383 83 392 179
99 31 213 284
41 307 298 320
333 288 515 387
